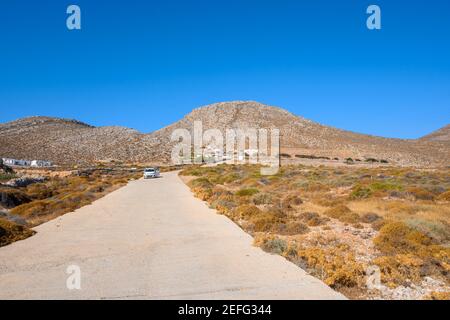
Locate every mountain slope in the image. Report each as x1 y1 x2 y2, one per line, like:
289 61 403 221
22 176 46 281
0 102 448 167
0 116 160 164
150 101 449 167
420 124 450 143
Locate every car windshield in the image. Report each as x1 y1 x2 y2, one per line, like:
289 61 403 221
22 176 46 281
145 169 155 173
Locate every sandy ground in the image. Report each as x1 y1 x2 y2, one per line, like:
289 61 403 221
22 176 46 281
0 171 344 300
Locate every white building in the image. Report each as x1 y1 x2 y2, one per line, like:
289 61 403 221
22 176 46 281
1 158 30 166
1 157 52 167
31 160 53 167
2 158 16 166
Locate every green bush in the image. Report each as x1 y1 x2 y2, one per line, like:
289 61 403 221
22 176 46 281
369 181 403 192
255 236 288 255
235 188 259 197
350 185 372 199
0 173 17 181
190 177 212 188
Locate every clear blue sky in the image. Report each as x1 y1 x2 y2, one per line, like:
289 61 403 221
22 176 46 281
0 0 449 138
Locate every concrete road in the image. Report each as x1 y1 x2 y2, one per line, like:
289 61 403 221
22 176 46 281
0 171 345 300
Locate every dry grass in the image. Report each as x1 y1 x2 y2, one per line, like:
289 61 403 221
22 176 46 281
295 244 366 289
0 186 31 208
424 291 450 300
0 218 35 247
180 164 450 299
0 173 17 181
4 168 139 229
324 205 361 224
372 221 449 287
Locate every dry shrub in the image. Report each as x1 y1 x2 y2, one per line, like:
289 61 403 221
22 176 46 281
111 178 129 185
214 200 237 215
264 206 288 219
0 218 35 247
58 191 96 206
371 219 386 231
350 181 403 199
324 205 360 224
235 188 259 197
406 187 435 201
221 172 241 184
26 183 54 199
2 170 135 236
369 181 403 193
406 218 450 244
373 254 425 287
298 212 328 226
424 291 450 300
0 187 31 208
324 204 351 218
437 191 450 201
0 173 16 181
86 182 111 193
374 222 432 255
312 196 344 208
11 192 96 222
383 201 419 215
274 221 309 235
296 244 366 289
305 183 330 192
360 212 381 224
254 235 287 255
234 205 262 220
350 185 372 200
373 221 450 287
251 212 285 232
192 187 213 201
339 212 360 224
189 177 212 189
252 192 273 205
11 200 50 218
281 194 303 210
179 166 204 176
211 192 237 215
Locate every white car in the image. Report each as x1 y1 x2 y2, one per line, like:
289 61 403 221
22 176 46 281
143 167 160 179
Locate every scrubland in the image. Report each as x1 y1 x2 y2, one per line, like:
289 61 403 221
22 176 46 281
0 168 141 247
180 164 450 300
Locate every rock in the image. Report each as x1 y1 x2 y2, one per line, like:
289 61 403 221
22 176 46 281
4 176 45 188
0 187 31 208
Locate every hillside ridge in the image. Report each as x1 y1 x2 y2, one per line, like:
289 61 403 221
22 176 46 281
0 101 448 167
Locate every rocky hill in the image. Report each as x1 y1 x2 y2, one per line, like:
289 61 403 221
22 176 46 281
0 102 448 167
0 116 160 165
420 124 450 143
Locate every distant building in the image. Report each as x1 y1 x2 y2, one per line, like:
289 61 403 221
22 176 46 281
1 158 30 166
1 157 52 167
2 158 15 166
31 160 53 167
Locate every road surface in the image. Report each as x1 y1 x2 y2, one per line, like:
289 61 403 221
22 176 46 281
0 171 345 299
